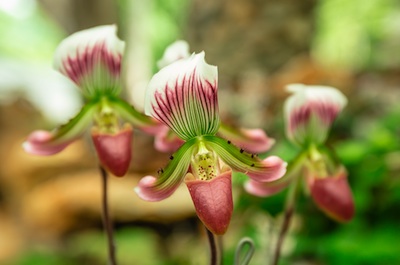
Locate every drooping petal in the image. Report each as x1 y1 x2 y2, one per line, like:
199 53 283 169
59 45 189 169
23 130 73 156
218 123 275 154
245 156 287 182
185 168 233 235
23 102 96 155
153 126 185 153
308 167 355 222
135 138 197 201
244 151 308 197
91 124 132 177
244 179 289 197
54 25 125 98
157 40 190 69
202 135 287 182
145 52 220 141
284 84 347 147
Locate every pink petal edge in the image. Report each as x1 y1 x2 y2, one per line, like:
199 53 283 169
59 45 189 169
135 175 179 202
244 179 289 197
246 156 287 182
23 130 72 156
237 128 275 153
154 127 184 153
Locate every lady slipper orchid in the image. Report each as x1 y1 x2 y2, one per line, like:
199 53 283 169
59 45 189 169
149 40 276 154
135 52 287 235
23 25 161 177
245 84 354 222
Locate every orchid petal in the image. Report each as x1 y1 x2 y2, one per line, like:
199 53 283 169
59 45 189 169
153 126 185 153
23 130 73 156
244 151 308 197
145 52 220 141
91 124 132 177
202 135 287 182
107 96 162 131
54 25 125 98
218 123 275 154
23 102 96 155
185 168 233 235
308 167 355 222
244 179 289 197
284 84 347 147
135 138 197 201
157 40 190 69
244 152 308 197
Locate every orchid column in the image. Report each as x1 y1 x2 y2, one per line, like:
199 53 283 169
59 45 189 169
23 25 160 265
135 52 287 238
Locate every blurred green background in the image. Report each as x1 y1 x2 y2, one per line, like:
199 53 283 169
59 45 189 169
0 0 399 264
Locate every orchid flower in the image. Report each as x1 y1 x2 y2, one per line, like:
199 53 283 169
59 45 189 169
246 84 354 222
150 40 276 154
135 52 287 235
23 25 160 177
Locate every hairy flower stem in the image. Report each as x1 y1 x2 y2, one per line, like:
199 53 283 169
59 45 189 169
99 166 117 265
271 177 299 265
206 227 222 265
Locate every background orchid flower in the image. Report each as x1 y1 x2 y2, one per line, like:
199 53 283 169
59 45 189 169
135 52 287 235
156 40 190 69
246 84 354 222
284 84 348 148
150 40 276 154
23 25 160 177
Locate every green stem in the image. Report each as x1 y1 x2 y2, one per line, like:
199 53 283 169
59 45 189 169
234 237 255 265
271 179 299 265
99 166 118 265
270 152 306 265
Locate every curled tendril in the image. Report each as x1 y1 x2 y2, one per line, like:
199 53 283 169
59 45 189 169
234 237 255 265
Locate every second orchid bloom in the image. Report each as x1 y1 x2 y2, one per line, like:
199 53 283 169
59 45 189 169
23 25 161 176
135 52 287 235
247 84 355 222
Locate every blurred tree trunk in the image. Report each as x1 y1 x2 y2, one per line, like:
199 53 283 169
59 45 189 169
186 0 317 128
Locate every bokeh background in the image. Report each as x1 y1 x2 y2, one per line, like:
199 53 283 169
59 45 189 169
1 0 400 264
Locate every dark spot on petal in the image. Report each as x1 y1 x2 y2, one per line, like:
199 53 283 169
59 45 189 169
251 163 255 167
240 149 244 153
227 140 231 144
170 155 174 160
